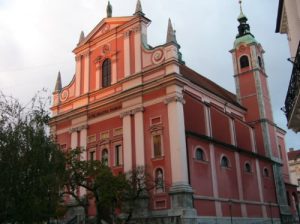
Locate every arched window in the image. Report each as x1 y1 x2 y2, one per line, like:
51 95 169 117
102 59 111 87
102 148 108 166
240 55 249 68
153 135 162 158
221 156 229 168
245 162 251 173
155 168 164 193
195 148 205 161
263 168 269 177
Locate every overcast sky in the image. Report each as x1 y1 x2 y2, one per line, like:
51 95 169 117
0 0 298 150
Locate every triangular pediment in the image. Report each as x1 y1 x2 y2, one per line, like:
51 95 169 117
78 16 134 47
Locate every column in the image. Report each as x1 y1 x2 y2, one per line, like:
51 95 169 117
75 55 81 96
95 62 101 90
122 112 132 172
165 95 189 187
71 131 78 149
111 54 117 84
79 127 87 196
124 31 131 77
134 107 145 167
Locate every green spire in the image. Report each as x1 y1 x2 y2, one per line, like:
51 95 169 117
106 1 112 18
234 0 257 47
236 0 254 39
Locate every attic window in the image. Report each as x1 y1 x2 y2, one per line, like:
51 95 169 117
240 55 249 68
102 59 111 88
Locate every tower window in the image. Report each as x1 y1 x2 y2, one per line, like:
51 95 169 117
240 55 249 68
195 148 205 161
221 156 230 168
102 59 111 87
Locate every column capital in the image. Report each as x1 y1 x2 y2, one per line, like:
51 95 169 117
164 95 185 105
120 106 144 118
69 124 88 133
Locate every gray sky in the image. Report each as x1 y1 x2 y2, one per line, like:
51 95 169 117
0 0 297 150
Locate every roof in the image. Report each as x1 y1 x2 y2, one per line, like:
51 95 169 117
275 0 284 33
234 34 257 48
179 64 244 109
288 149 300 161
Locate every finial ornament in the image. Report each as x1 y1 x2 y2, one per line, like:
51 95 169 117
134 0 145 16
54 71 62 93
78 31 85 44
166 18 177 44
106 1 112 18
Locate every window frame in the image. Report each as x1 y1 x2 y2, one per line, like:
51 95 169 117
102 58 111 88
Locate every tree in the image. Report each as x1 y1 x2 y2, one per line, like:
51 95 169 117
63 148 154 224
0 91 66 223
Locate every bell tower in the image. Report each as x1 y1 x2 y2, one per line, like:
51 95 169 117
230 1 277 158
230 1 291 219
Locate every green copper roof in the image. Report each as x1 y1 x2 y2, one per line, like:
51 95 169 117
237 11 247 21
234 34 257 48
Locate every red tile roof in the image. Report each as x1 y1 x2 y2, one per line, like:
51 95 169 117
179 64 244 109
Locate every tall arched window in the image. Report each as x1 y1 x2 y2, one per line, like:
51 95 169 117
263 168 269 177
102 148 108 166
102 59 111 87
155 168 164 193
240 55 249 68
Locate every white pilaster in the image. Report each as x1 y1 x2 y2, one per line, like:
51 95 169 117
79 128 87 196
209 143 222 217
83 53 90 94
134 109 145 167
122 114 132 172
75 55 81 96
204 103 212 137
234 152 247 217
255 159 268 217
95 64 100 90
80 128 87 161
124 31 131 77
134 29 142 74
111 55 117 84
165 93 189 186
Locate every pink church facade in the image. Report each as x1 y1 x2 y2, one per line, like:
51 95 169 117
50 1 298 223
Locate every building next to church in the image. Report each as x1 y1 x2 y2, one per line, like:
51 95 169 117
276 0 300 132
50 1 298 223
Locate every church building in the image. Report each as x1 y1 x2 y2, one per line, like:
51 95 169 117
50 1 298 223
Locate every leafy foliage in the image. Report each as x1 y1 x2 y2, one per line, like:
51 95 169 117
0 91 66 223
63 148 153 224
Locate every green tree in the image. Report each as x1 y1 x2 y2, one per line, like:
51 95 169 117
64 148 153 224
0 91 66 223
